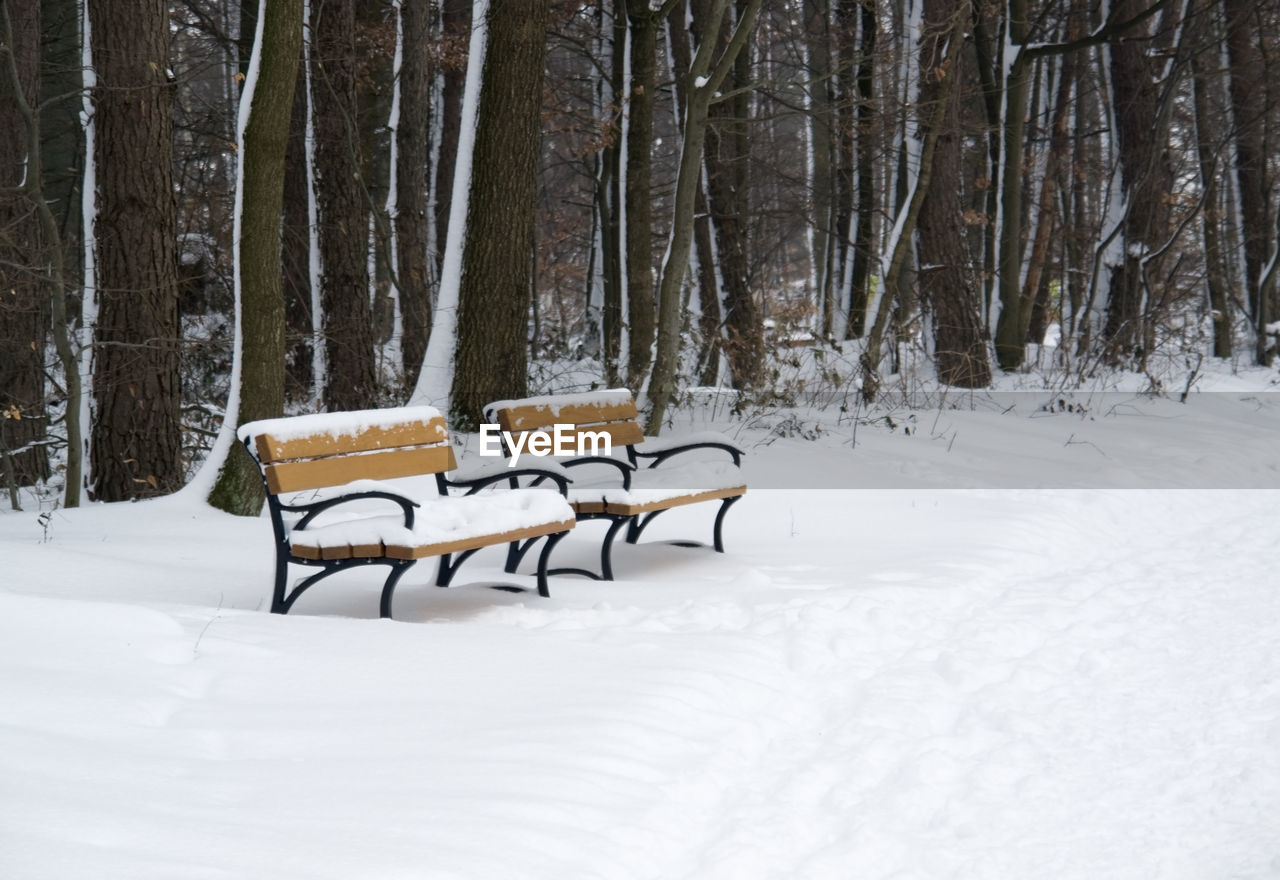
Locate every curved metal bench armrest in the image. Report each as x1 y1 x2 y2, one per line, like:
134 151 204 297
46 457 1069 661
444 466 571 496
632 442 743 468
282 490 420 530
562 456 635 490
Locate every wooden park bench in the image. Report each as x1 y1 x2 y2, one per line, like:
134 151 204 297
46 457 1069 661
483 391 746 580
239 407 575 619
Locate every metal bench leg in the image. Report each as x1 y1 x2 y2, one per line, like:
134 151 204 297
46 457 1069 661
534 530 570 598
379 559 416 619
549 514 628 581
712 495 741 553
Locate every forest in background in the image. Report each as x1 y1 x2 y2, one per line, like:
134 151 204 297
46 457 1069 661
1 0 1278 513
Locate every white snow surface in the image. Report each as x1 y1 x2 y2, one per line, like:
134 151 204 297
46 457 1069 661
4 388 1280 879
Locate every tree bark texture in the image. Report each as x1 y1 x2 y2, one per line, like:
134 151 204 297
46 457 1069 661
0 0 49 489
281 46 313 402
311 0 376 411
397 0 434 384
88 0 183 500
704 3 762 391
646 0 760 433
666 2 721 387
208 0 302 516
449 0 550 430
433 0 469 279
915 0 992 389
1223 0 1275 364
624 5 660 391
1103 0 1176 365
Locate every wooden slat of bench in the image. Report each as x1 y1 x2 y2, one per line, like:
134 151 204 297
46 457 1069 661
601 485 746 517
254 416 449 463
495 398 638 434
383 518 577 560
264 444 457 493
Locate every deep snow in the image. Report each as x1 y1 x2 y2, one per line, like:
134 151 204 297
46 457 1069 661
3 383 1280 879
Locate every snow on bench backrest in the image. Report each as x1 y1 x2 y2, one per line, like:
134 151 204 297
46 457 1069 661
487 390 645 449
238 406 455 494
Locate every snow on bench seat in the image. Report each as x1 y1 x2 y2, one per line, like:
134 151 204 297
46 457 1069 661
289 489 574 561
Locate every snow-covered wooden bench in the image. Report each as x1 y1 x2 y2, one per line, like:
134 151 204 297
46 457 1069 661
483 391 745 580
239 407 575 619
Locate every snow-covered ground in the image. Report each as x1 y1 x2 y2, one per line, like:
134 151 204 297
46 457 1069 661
4 379 1280 879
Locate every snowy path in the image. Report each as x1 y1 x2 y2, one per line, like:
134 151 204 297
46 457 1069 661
4 483 1279 879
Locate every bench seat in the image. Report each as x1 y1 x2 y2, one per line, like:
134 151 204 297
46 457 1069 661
567 460 746 516
287 489 574 560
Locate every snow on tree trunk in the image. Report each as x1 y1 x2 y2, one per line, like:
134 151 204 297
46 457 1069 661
410 0 488 408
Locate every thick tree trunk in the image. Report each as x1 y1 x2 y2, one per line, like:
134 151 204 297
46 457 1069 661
37 0 82 258
0 0 49 492
916 0 991 389
624 6 660 391
311 0 376 411
397 0 434 384
208 0 302 516
991 0 1032 371
448 0 549 430
1103 0 1176 366
88 0 183 500
704 5 761 391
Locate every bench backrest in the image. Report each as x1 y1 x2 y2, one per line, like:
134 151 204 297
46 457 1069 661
488 391 644 453
242 407 455 494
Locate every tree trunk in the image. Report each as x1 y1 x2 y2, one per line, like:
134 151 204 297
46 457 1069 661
1223 0 1275 364
1102 0 1176 366
991 0 1033 371
448 0 549 430
433 0 470 281
703 1 762 391
311 0 376 410
281 43 313 403
599 1 625 388
88 0 183 500
397 0 434 384
666 3 721 387
208 0 302 516
844 0 875 339
859 8 964 402
916 0 991 389
624 5 660 391
1190 0 1233 359
0 0 49 493
805 0 836 337
646 0 760 433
